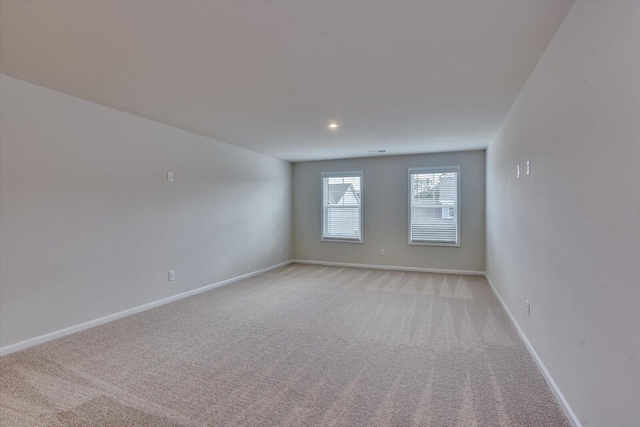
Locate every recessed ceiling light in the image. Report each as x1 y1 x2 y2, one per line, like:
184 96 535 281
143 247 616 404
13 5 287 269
328 122 339 129
368 149 386 153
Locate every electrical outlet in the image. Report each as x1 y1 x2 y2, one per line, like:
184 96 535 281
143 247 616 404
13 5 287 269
168 270 175 281
167 171 174 182
526 300 530 317
279 246 283 254
380 248 386 256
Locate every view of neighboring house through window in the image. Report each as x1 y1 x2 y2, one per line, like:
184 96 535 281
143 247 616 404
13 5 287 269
321 171 363 242
408 166 460 246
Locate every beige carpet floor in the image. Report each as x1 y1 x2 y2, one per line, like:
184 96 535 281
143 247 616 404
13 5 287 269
0 264 570 426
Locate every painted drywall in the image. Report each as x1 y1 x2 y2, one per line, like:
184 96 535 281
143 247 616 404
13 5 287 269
486 2 640 426
0 1 573 162
0 75 292 348
293 151 485 272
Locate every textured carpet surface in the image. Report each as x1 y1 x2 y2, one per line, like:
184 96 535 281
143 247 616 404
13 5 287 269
0 264 570 426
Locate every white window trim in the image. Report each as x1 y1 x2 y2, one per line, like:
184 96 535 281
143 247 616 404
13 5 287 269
408 166 460 247
321 170 364 243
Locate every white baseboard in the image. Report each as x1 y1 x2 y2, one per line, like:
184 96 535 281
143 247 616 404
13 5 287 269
0 259 580 427
0 260 293 357
292 259 484 276
484 273 581 427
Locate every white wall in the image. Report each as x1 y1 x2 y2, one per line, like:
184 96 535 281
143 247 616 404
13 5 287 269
486 2 640 426
0 75 292 349
293 151 485 272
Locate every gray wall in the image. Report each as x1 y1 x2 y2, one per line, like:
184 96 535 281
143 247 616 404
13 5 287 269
486 2 640 426
293 151 485 272
0 75 292 348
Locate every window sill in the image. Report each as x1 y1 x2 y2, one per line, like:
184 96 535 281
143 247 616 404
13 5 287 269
321 238 364 244
408 241 460 247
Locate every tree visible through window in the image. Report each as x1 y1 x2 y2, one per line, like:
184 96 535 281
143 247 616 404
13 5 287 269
322 171 363 242
409 166 459 245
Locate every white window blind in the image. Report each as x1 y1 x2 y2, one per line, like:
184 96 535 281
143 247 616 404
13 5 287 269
322 171 363 242
409 166 460 246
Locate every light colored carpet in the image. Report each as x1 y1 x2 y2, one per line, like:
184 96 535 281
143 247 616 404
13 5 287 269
0 264 570 426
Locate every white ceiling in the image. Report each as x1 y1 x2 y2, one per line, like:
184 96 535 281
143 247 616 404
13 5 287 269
0 1 573 162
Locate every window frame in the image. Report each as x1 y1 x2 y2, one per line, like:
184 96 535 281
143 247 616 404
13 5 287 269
321 170 364 243
408 166 461 247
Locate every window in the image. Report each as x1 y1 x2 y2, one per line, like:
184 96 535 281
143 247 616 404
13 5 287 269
408 166 460 246
322 171 363 242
